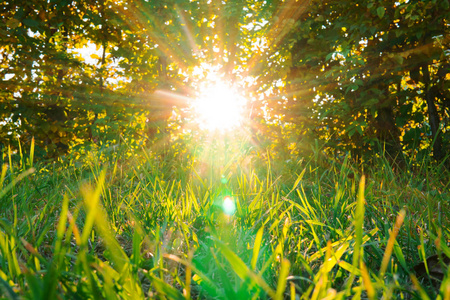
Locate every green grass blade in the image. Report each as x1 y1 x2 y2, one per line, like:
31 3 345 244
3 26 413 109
275 259 290 300
29 137 34 168
0 275 18 300
214 240 276 298
393 239 409 274
54 194 70 257
338 260 361 276
216 241 249 280
0 164 7 187
0 168 35 200
251 226 264 270
132 227 142 268
379 209 406 277
80 170 106 246
410 275 431 300
149 275 185 300
164 253 221 297
346 175 365 290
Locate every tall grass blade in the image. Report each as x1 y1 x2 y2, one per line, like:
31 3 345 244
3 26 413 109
41 195 69 299
0 168 35 200
29 137 34 168
92 262 121 300
289 281 296 300
214 240 276 298
251 226 264 270
132 226 142 268
393 239 409 273
275 259 290 300
54 194 69 258
346 174 365 290
7 145 13 175
410 275 431 300
0 232 21 279
287 168 306 197
360 260 376 299
0 276 18 300
80 170 105 247
354 175 366 264
184 251 192 300
0 164 7 187
379 209 406 277
149 275 185 300
164 253 221 297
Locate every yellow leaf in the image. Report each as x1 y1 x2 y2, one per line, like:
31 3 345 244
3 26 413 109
6 18 21 29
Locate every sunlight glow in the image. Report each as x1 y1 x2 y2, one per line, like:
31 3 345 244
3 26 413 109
222 196 236 215
193 81 246 131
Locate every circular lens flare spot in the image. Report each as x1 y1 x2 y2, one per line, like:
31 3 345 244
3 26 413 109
194 82 246 131
222 196 236 215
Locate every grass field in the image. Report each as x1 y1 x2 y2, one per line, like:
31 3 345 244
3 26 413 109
0 137 449 299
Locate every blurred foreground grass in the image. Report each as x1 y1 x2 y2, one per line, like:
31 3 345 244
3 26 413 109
0 137 449 299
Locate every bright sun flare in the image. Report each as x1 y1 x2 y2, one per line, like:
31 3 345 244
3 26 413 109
193 81 246 132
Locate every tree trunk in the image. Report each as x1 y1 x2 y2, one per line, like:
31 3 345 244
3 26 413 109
422 63 444 161
375 104 403 164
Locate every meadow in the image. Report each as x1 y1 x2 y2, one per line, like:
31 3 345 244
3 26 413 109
0 137 449 299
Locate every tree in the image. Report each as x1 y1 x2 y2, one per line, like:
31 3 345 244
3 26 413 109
261 0 450 163
1 0 448 164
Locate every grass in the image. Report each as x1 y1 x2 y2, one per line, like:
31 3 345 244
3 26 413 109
0 135 449 299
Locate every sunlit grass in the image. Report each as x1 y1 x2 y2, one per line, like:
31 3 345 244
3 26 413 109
0 139 449 299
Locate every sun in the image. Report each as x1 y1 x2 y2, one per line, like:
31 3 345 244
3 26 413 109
193 81 247 132
193 82 246 132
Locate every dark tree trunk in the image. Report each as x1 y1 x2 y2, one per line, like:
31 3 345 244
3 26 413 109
422 63 444 161
375 104 403 164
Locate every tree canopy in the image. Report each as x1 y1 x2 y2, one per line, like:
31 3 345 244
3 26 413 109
1 0 449 163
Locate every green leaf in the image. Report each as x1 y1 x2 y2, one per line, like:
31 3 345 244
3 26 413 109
325 52 334 61
364 98 379 107
22 19 40 28
348 127 356 137
377 7 385 19
393 55 404 65
356 125 363 135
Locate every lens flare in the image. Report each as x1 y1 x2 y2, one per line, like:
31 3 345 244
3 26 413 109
222 196 236 215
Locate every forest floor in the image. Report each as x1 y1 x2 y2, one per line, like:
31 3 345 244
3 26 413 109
0 139 449 299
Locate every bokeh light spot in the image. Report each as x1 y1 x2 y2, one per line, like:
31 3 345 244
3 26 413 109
222 196 236 215
221 175 227 184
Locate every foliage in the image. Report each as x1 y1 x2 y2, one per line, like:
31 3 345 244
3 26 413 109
1 0 449 163
261 0 450 163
